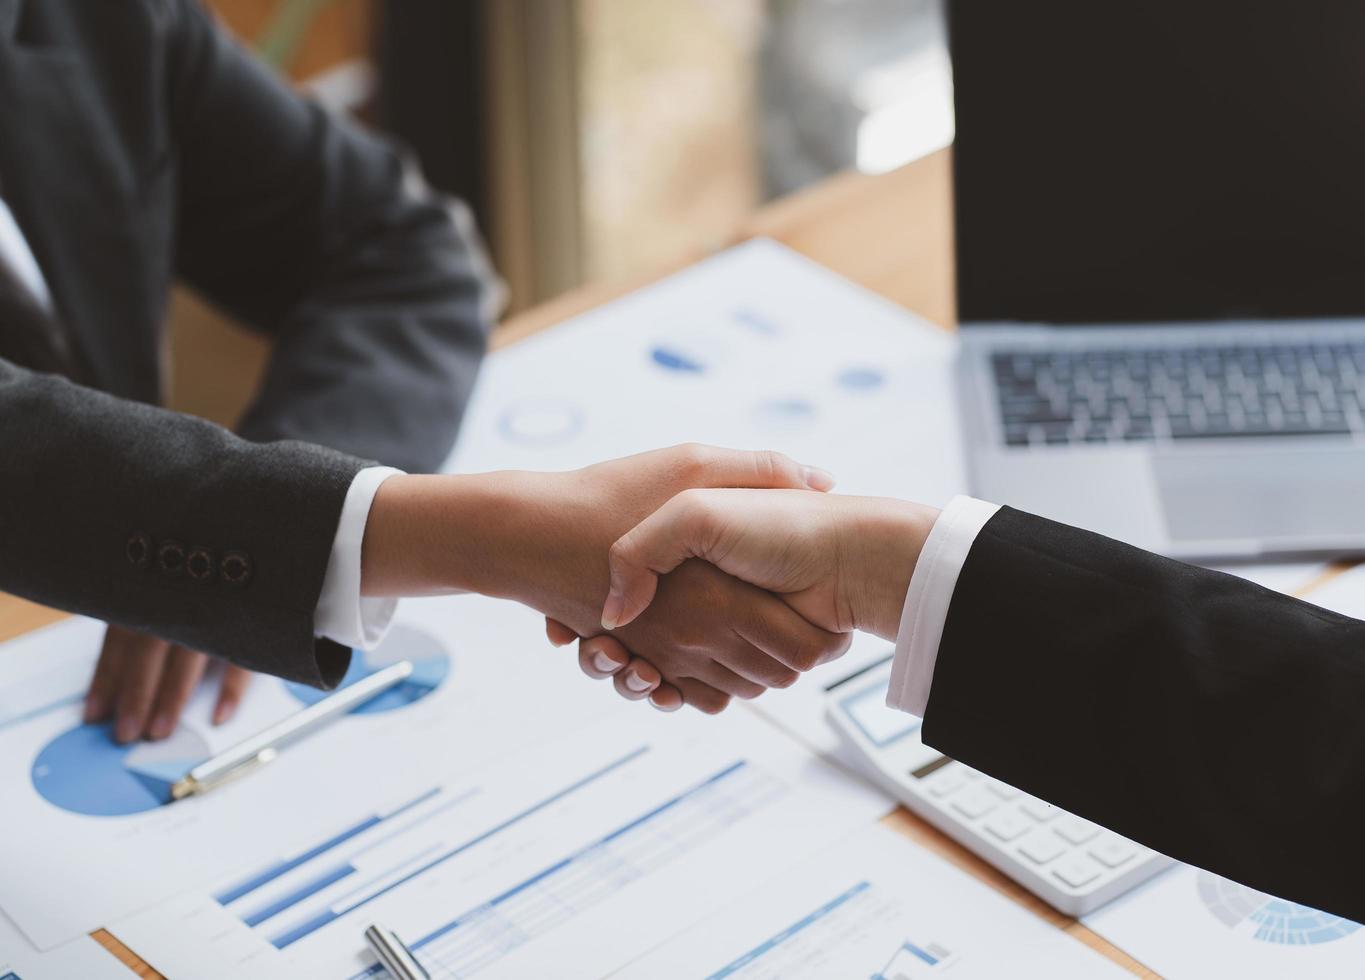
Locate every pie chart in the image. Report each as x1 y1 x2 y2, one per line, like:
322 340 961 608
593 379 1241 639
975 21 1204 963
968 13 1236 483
31 722 211 817
284 624 451 715
1197 872 1361 945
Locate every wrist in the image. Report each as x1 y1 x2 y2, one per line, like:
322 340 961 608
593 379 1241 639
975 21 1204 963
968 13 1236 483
845 498 940 641
361 471 569 600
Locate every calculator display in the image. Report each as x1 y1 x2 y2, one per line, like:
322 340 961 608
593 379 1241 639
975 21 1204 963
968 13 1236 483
839 683 922 748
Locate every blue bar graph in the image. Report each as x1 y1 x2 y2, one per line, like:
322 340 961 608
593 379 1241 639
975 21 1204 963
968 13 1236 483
263 746 650 949
707 881 871 979
215 786 440 905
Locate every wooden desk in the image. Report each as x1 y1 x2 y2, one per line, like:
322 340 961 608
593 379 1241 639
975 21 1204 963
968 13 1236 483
0 148 1148 977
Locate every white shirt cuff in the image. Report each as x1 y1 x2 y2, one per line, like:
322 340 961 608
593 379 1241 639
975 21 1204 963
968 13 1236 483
886 496 1001 717
314 466 404 650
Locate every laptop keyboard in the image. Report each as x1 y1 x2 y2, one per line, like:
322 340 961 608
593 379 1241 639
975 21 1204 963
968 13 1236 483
992 343 1365 446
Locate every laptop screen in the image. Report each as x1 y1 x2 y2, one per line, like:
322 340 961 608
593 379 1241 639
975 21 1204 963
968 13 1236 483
950 1 1365 325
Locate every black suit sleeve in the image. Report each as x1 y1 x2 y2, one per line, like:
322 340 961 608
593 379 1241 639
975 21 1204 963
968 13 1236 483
165 1 496 473
921 506 1365 922
0 359 367 687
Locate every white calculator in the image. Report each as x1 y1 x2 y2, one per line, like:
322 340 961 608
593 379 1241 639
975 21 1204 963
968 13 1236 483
825 657 1172 916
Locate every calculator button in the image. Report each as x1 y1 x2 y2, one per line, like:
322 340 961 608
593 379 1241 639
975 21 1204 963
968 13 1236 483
928 772 966 798
950 786 999 820
1018 831 1067 865
983 809 1031 842
984 778 1021 800
1054 816 1100 845
1089 833 1139 868
1020 797 1060 822
1052 855 1103 888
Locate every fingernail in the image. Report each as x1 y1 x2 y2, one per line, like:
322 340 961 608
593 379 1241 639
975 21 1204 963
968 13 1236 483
652 699 680 713
82 697 103 724
802 466 836 491
624 672 651 692
148 714 173 740
214 701 237 726
601 589 625 630
114 717 140 743
592 651 620 674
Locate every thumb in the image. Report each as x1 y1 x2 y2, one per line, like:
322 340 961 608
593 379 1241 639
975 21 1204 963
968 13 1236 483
602 489 726 630
682 445 835 493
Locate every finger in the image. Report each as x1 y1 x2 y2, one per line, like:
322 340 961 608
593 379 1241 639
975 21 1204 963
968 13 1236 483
736 597 852 674
672 677 732 715
146 647 208 740
85 626 131 723
710 627 802 690
578 636 631 679
214 666 253 725
545 618 579 647
678 444 836 493
612 657 662 701
603 490 723 630
113 635 172 743
690 659 766 701
649 683 683 712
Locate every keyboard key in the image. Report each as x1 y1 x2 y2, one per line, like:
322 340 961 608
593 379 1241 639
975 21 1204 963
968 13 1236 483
1054 816 1100 845
984 778 1022 800
1020 797 1060 822
1018 831 1067 865
984 809 1031 842
928 771 966 798
950 786 999 820
1089 833 1139 868
1053 855 1104 889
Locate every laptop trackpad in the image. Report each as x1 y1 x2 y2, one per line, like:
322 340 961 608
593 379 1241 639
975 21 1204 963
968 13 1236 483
1154 448 1365 547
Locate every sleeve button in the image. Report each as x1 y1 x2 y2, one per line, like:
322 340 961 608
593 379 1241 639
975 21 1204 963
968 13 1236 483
126 532 152 570
220 551 253 588
186 547 215 584
157 540 186 576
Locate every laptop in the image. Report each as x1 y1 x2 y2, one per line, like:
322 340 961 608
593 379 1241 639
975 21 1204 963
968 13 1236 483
949 0 1365 560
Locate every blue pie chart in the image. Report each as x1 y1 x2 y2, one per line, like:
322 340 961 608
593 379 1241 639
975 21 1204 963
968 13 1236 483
284 625 451 714
32 722 211 817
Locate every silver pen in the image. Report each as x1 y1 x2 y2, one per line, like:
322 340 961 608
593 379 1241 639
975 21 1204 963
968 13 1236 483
170 660 414 801
364 923 430 980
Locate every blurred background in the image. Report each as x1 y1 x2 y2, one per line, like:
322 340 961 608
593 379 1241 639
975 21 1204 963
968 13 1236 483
174 0 952 422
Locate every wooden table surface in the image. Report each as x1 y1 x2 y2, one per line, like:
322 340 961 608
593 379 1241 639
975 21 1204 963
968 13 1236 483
3 148 1172 977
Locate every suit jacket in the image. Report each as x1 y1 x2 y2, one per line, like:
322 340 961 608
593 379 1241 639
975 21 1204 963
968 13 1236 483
0 0 494 684
921 507 1365 922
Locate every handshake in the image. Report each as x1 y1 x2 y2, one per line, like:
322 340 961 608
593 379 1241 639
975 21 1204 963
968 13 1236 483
365 444 942 714
85 444 942 736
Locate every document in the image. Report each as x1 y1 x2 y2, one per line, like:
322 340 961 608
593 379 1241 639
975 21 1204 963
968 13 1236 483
0 598 623 948
110 707 889 980
1085 864 1364 979
613 824 1130 978
447 237 966 506
0 910 129 980
1294 562 1365 616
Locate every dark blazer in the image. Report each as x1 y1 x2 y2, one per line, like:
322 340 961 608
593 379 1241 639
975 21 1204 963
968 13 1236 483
0 0 494 684
922 507 1365 922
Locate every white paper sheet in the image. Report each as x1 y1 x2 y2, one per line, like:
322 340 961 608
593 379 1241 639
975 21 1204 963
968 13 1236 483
110 707 889 980
0 598 625 948
613 824 1129 979
1293 562 1365 615
1085 864 1364 979
0 910 129 980
447 238 966 507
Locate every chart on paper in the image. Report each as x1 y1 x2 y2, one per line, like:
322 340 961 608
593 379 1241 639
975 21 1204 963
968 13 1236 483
613 825 1130 979
1086 864 1365 978
111 706 889 980
0 597 614 949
